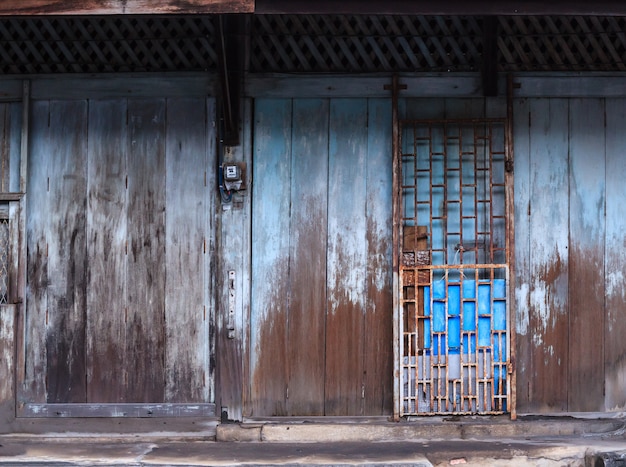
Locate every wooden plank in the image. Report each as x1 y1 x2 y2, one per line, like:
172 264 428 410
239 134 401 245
0 305 15 407
362 98 393 415
287 98 329 415
205 98 217 405
325 98 368 416
164 97 209 403
604 98 626 411
20 403 215 418
250 98 292 416
23 100 50 403
256 0 626 15
45 100 88 403
528 98 569 412
126 98 167 402
216 99 251 421
512 97 531 411
0 104 11 192
516 76 626 98
31 75 216 101
568 98 606 412
85 99 128 403
247 75 486 99
0 0 253 15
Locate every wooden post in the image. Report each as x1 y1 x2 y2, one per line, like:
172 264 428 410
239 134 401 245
0 305 16 427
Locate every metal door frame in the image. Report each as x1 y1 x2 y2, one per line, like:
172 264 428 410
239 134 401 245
391 77 516 420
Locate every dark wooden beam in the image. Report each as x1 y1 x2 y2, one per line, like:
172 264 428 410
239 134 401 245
0 0 253 15
256 0 626 15
481 16 499 97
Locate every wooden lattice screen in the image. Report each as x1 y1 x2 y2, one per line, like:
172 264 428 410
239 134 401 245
0 15 624 74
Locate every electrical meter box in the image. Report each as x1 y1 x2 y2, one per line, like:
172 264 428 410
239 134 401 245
222 162 246 191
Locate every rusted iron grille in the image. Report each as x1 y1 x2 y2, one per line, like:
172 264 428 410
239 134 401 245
0 218 8 304
399 119 509 415
0 16 217 74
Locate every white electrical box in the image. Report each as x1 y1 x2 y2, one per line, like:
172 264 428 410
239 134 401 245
222 162 246 191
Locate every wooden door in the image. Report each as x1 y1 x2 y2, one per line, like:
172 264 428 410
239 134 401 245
250 97 393 416
20 97 217 416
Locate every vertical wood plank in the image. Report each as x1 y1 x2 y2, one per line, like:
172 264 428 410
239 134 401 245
325 98 368 416
85 99 128 403
568 98 605 412
250 98 292 416
512 97 532 411
528 98 569 412
24 100 50 402
0 305 15 409
604 98 626 411
205 98 217 405
216 99 251 421
164 97 208 403
126 98 166 402
45 100 88 403
287 98 328 415
362 98 393 415
8 101 22 193
0 104 11 193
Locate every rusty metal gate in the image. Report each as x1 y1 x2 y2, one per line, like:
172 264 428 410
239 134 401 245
397 117 511 416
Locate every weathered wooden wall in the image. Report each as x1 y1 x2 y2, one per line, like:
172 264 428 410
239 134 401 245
0 0 253 15
514 97 626 413
250 97 393 416
23 97 217 406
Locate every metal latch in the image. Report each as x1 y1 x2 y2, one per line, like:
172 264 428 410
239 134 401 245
227 270 235 339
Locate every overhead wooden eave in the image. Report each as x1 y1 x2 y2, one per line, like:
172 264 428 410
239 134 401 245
256 0 626 15
0 0 254 15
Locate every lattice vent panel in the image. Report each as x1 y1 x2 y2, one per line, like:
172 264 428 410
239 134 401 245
251 14 626 73
0 16 218 74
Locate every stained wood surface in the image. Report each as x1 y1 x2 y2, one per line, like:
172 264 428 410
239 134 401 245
528 98 569 412
0 0 253 15
126 99 167 402
164 98 210 403
85 99 128 403
567 98 605 412
251 97 394 416
25 97 217 407
0 103 22 193
0 305 15 404
604 98 626 411
23 100 50 402
287 99 329 415
325 98 368 415
362 98 393 415
512 97 531 409
45 100 88 403
250 98 291 416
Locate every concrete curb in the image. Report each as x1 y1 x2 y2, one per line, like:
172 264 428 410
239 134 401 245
216 417 626 443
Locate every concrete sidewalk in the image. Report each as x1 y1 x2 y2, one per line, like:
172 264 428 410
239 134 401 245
1 415 626 466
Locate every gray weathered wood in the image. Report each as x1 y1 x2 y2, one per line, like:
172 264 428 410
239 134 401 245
85 99 128 403
164 98 210 403
363 98 393 415
126 98 167 402
23 100 50 403
287 98 329 415
250 98 292 416
19 403 215 418
325 98 368 415
0 305 15 407
45 100 88 403
529 98 569 412
604 98 626 411
512 97 531 411
568 98 606 411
